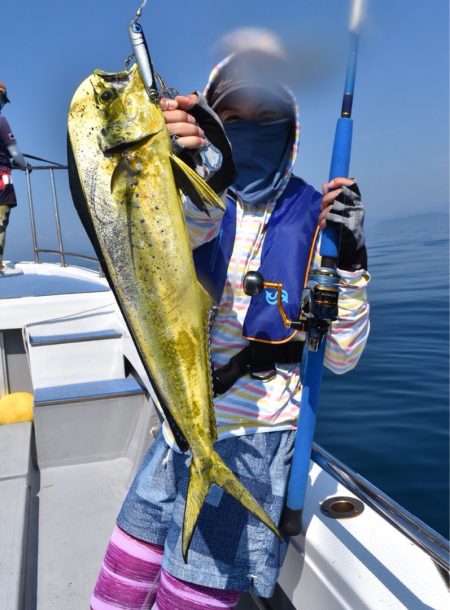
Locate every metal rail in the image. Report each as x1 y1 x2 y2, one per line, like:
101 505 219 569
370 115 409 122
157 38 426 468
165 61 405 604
14 165 103 275
312 443 450 574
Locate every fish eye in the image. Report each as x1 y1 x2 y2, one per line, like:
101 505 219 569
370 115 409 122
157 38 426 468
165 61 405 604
100 89 115 102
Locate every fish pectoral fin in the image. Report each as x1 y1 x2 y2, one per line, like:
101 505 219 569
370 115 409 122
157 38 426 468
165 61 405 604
110 157 132 193
182 453 282 562
169 153 225 215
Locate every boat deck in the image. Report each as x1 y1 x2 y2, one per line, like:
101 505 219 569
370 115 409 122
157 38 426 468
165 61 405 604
38 458 133 608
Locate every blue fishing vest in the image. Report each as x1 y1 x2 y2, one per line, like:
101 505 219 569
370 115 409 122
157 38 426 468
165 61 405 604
193 176 322 343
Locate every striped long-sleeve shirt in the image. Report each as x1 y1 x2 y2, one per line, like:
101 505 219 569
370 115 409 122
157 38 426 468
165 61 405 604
183 189 370 441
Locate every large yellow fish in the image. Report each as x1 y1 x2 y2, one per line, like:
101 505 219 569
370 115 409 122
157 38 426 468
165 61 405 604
67 63 281 560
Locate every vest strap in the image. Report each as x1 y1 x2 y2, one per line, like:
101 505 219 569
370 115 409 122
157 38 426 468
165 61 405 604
213 340 304 396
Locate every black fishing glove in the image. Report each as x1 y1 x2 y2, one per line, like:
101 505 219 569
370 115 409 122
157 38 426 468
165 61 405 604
171 92 237 195
327 182 368 272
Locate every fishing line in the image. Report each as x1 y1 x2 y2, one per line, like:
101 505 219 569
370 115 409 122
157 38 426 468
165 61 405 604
132 0 149 24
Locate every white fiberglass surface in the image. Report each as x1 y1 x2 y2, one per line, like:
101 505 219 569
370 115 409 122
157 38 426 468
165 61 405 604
0 262 109 299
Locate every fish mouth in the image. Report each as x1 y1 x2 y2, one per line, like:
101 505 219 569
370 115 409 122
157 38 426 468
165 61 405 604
94 68 131 83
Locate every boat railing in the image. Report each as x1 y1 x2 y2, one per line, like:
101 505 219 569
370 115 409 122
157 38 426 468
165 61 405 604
13 164 102 275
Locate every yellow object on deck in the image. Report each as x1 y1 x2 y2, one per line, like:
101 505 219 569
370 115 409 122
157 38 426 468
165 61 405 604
0 392 34 424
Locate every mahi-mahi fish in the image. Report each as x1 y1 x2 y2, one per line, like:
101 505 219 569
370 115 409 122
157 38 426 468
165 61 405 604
67 63 281 560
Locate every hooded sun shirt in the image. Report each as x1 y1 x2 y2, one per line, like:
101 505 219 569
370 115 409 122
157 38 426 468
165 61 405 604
162 53 370 448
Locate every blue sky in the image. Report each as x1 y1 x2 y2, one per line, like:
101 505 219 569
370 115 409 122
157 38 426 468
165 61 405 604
1 0 448 260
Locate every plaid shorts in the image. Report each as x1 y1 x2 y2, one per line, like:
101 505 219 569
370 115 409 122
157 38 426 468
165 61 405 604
117 429 295 598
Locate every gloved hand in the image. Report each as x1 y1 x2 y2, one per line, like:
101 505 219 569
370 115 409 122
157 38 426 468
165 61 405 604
326 182 367 271
161 93 237 194
184 92 237 194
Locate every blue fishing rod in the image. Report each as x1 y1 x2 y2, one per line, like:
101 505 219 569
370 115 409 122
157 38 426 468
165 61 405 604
280 0 365 535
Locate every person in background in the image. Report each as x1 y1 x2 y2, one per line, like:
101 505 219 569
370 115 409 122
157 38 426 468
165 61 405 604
91 34 369 610
0 83 29 271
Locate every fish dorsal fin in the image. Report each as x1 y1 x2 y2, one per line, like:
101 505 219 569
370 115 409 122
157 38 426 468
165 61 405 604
169 153 225 215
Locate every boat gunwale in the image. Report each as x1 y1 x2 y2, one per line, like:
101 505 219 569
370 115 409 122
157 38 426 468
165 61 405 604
312 443 450 574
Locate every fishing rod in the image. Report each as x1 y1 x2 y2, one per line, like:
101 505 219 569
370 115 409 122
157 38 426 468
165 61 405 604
280 0 365 535
23 153 65 167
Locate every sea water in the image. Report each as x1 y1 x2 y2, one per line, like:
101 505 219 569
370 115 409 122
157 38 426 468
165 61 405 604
316 211 449 538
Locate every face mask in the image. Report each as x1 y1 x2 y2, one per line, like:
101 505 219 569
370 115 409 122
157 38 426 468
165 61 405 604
224 118 292 205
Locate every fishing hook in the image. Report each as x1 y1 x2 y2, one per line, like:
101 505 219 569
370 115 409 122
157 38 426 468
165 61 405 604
155 73 179 100
124 52 135 70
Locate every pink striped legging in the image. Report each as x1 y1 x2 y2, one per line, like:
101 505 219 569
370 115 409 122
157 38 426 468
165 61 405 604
90 525 240 609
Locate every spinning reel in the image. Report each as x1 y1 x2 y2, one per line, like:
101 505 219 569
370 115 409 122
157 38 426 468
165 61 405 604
243 258 339 351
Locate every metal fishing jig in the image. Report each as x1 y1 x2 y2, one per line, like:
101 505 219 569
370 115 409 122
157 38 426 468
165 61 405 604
128 1 159 101
128 1 179 103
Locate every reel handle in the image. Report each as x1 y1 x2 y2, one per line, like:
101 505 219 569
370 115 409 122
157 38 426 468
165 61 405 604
243 271 265 296
243 272 303 331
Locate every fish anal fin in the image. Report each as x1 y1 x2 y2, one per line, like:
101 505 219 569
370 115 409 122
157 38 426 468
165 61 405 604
182 452 282 562
197 285 217 443
170 153 225 215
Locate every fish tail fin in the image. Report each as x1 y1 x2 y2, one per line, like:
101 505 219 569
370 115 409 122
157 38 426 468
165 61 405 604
169 153 225 215
182 451 282 562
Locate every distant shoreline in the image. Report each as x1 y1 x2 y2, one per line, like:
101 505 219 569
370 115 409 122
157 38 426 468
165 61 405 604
366 209 449 232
